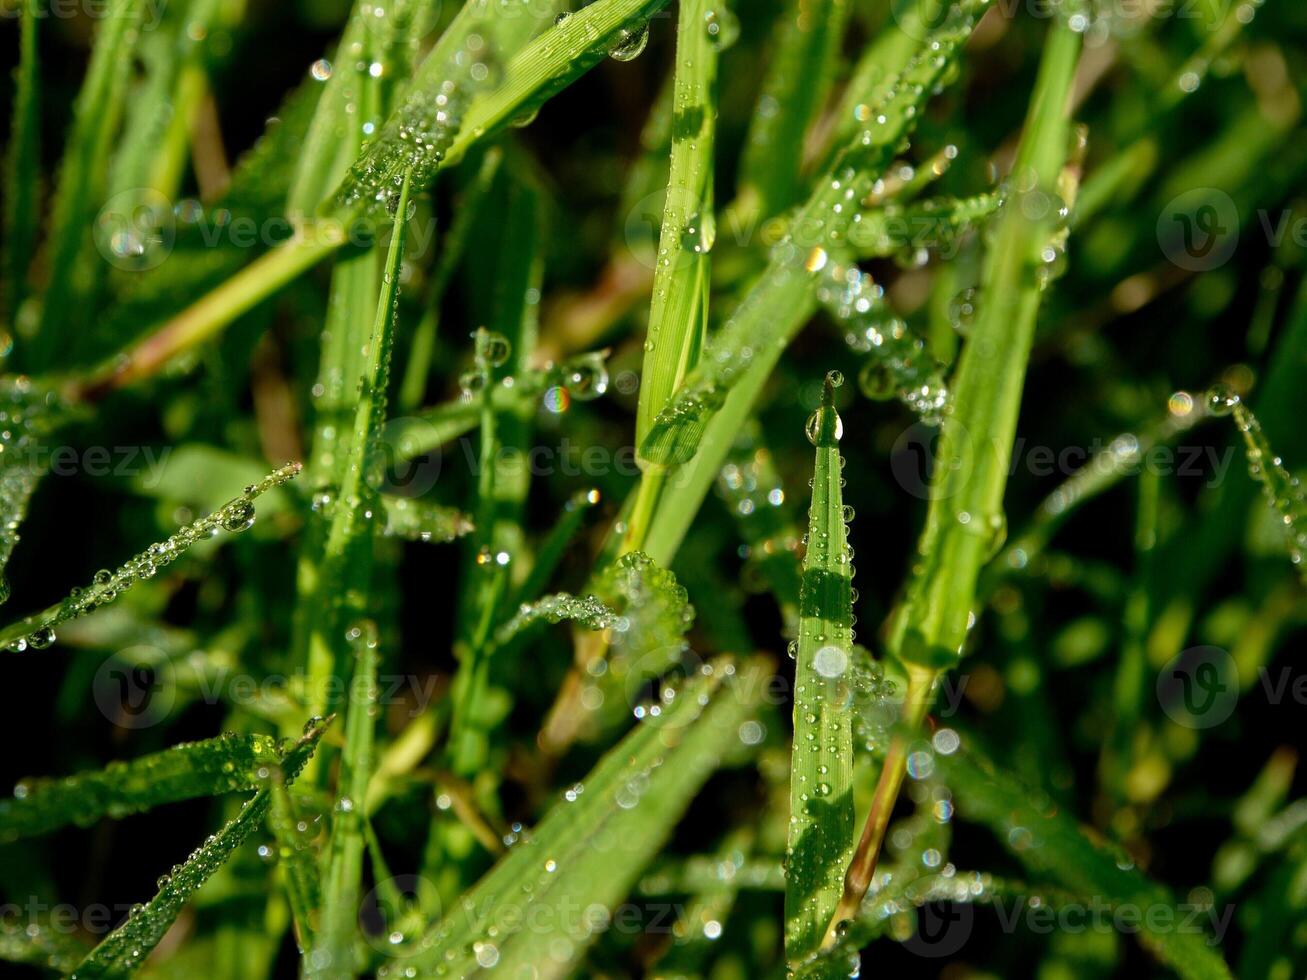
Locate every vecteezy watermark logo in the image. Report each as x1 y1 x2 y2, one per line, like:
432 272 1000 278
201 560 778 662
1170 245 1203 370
358 874 441 957
623 186 707 271
901 901 974 958
93 645 175 729
368 417 444 497
1157 188 1239 272
890 420 973 501
1157 645 1238 729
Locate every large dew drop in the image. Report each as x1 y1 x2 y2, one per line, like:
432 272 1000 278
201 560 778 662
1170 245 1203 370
608 24 650 61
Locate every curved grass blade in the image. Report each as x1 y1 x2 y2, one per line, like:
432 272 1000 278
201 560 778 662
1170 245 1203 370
785 374 855 964
408 657 766 978
938 744 1234 980
541 551 696 749
1 0 40 325
0 461 302 652
1 733 295 843
68 719 330 980
639 0 991 465
1206 384 1307 583
32 0 147 371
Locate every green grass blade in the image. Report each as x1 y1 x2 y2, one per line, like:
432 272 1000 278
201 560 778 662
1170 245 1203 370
380 497 473 543
411 657 766 978
493 592 617 647
32 0 147 371
832 16 1082 940
1 733 296 842
269 776 322 950
633 0 720 457
938 744 1234 980
737 0 849 219
301 172 413 722
0 461 302 651
0 378 66 601
890 20 1081 674
639 0 989 465
785 373 855 964
1 0 40 325
308 622 381 978
68 720 330 980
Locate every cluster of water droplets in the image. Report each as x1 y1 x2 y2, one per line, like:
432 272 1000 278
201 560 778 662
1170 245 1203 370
494 592 619 647
1207 383 1307 578
334 29 493 215
814 260 949 424
457 330 610 413
3 462 301 653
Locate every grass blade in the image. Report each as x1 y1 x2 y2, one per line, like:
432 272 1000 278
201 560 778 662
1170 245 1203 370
410 657 766 978
0 461 302 651
737 0 849 219
1 733 299 842
832 17 1082 938
1 0 40 325
68 720 330 980
632 0 720 461
639 0 989 465
938 744 1234 980
309 622 381 978
0 378 66 602
333 0 656 215
300 170 413 722
32 0 147 370
1205 384 1307 583
785 373 856 964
